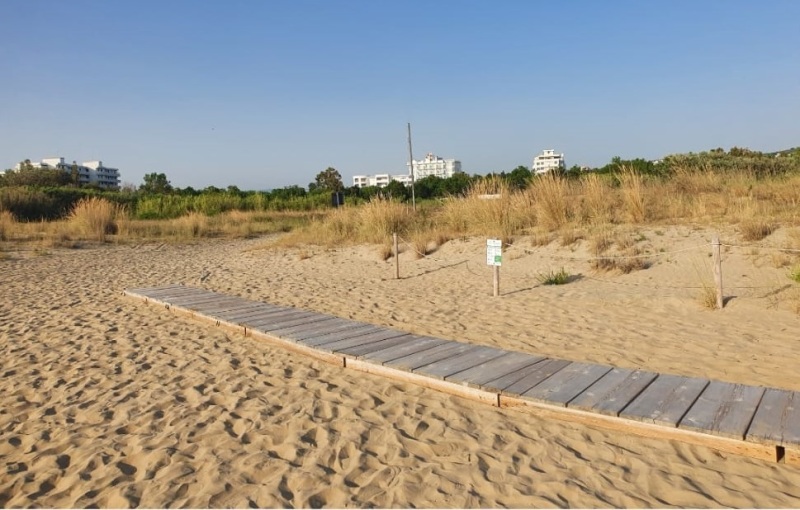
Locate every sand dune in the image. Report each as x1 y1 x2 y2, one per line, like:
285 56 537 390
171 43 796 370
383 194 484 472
2 228 800 507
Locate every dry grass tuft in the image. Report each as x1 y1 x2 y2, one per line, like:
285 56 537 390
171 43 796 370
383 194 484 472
591 246 650 274
739 220 775 242
580 173 614 224
617 167 646 223
0 210 16 241
589 230 613 256
530 229 553 247
698 283 720 310
378 243 394 261
69 198 121 241
559 228 584 247
531 173 572 230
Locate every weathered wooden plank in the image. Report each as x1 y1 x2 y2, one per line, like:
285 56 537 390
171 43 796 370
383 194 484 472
267 318 359 339
568 368 658 417
358 336 448 364
141 289 216 303
220 305 292 323
186 296 255 311
619 374 708 427
746 389 800 446
337 334 420 358
385 342 475 372
241 309 319 327
499 359 572 396
290 322 375 342
414 346 508 381
161 293 229 306
250 313 334 332
522 362 612 406
320 331 412 354
299 325 384 346
185 297 254 313
212 303 279 321
679 381 765 440
445 352 545 389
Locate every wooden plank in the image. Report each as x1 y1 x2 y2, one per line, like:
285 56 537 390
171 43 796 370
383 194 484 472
160 293 228 306
211 303 278 320
384 342 475 372
129 285 196 296
267 317 359 339
186 297 256 313
679 381 765 440
290 322 376 342
499 359 572 396
220 305 292 323
445 352 545 389
319 331 412 354
568 368 658 417
185 297 254 313
241 309 319 327
249 313 334 332
347 358 499 407
358 336 448 364
500 395 780 463
299 325 384 346
522 362 612 406
414 346 508 380
746 389 799 446
343 334 435 359
619 374 708 427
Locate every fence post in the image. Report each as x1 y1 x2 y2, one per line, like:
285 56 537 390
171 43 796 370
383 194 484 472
493 265 500 297
393 233 400 280
712 234 723 309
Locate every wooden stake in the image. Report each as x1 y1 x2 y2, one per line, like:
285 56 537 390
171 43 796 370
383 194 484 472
493 265 500 297
393 233 400 280
712 234 723 309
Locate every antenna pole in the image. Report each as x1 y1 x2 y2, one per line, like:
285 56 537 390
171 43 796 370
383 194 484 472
407 122 416 211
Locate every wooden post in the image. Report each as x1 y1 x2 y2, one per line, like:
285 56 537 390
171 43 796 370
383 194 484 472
712 235 723 309
393 233 400 280
493 265 500 297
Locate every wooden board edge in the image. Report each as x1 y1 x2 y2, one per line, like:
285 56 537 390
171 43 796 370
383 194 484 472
785 448 800 467
346 358 499 406
500 395 779 463
247 329 345 367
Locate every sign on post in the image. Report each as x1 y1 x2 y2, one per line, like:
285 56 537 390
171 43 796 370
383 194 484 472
486 239 502 266
487 239 502 297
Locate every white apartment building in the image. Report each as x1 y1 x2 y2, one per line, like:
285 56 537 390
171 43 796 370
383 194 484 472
352 173 413 188
406 152 462 179
531 149 566 174
14 157 121 188
352 152 461 189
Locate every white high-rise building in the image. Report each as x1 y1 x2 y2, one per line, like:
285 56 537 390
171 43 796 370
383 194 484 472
531 149 565 174
14 157 120 188
353 152 461 188
407 153 462 180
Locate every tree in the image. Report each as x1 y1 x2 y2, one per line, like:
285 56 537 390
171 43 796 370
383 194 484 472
140 173 172 194
70 162 80 187
382 180 409 200
506 165 532 190
313 167 344 192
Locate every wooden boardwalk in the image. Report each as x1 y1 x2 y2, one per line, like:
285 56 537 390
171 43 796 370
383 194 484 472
124 284 800 465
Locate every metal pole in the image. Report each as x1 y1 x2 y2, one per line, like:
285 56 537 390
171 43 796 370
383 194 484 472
493 265 500 297
407 122 416 211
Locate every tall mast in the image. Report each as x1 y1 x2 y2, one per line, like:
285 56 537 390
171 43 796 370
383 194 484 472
407 122 416 211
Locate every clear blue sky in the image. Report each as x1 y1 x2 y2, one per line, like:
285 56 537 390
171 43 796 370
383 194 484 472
2 1 798 190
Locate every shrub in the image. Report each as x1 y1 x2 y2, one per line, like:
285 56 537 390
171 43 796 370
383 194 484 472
69 197 121 241
537 267 571 285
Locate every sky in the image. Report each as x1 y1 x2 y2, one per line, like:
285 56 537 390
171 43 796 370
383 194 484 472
1 1 798 191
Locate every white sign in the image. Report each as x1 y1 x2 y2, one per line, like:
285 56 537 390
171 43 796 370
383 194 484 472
486 239 502 266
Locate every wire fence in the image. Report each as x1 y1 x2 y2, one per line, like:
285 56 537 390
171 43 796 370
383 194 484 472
389 232 800 306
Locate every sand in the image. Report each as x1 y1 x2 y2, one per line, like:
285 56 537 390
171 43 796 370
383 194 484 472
2 226 800 508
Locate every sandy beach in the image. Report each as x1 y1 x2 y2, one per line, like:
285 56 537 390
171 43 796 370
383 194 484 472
2 227 800 507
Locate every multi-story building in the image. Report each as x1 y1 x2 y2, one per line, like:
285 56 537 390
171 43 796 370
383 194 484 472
353 152 462 188
352 173 413 188
407 152 462 179
13 157 120 188
531 149 566 174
